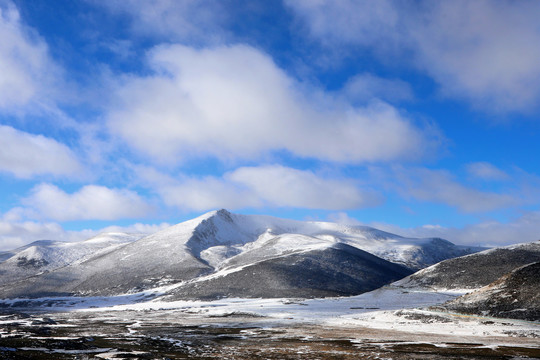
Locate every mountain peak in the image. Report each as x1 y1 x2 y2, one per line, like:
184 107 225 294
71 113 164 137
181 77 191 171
193 209 234 224
215 208 233 222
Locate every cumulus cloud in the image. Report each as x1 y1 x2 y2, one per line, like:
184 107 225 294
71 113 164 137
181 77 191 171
145 165 379 212
286 0 540 113
108 44 429 164
0 125 81 178
0 1 60 113
20 184 152 221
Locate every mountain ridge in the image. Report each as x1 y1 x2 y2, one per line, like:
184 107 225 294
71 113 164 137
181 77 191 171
0 209 480 300
396 240 540 290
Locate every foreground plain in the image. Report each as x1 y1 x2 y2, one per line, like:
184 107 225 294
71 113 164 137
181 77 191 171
1 287 539 359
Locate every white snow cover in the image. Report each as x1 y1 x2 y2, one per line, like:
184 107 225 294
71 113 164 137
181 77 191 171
0 209 482 299
102 286 539 338
8 284 537 339
132 209 476 271
0 232 143 285
0 232 143 266
0 210 475 278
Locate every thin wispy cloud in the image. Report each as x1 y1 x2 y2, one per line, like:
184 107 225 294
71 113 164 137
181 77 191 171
91 0 229 43
286 0 540 113
378 166 521 213
466 162 510 182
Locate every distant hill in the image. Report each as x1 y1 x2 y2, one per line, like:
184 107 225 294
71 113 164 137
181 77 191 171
396 241 540 290
0 233 143 287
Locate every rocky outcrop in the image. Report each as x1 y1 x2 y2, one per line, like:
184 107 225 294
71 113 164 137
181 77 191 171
444 262 540 321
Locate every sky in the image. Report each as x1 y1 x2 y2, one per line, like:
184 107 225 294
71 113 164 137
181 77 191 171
1 0 540 250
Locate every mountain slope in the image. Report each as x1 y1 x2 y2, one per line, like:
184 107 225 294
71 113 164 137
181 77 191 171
444 262 540 321
166 242 412 300
397 241 540 290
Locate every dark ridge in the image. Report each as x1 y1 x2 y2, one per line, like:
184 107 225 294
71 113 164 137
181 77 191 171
404 242 540 289
444 262 540 321
167 243 413 300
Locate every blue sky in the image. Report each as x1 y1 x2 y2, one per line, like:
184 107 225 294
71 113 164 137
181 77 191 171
1 0 540 250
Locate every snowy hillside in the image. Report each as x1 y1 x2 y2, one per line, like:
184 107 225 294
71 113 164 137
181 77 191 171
0 209 479 299
0 233 143 287
396 240 540 291
165 209 478 271
166 243 413 300
444 261 540 321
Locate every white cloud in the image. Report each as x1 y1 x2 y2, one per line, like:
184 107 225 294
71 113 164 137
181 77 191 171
0 214 170 251
160 175 254 212
410 1 540 112
229 165 379 209
98 222 170 235
384 167 518 213
0 125 81 178
286 0 398 48
328 210 540 247
286 0 540 113
369 210 540 247
0 1 60 113
343 73 413 103
466 162 509 181
20 184 152 221
108 44 429 164
147 165 379 212
326 212 363 226
0 219 88 251
91 0 227 43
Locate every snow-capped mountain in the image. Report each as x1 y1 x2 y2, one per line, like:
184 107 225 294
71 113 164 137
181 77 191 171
0 233 143 287
0 209 480 300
